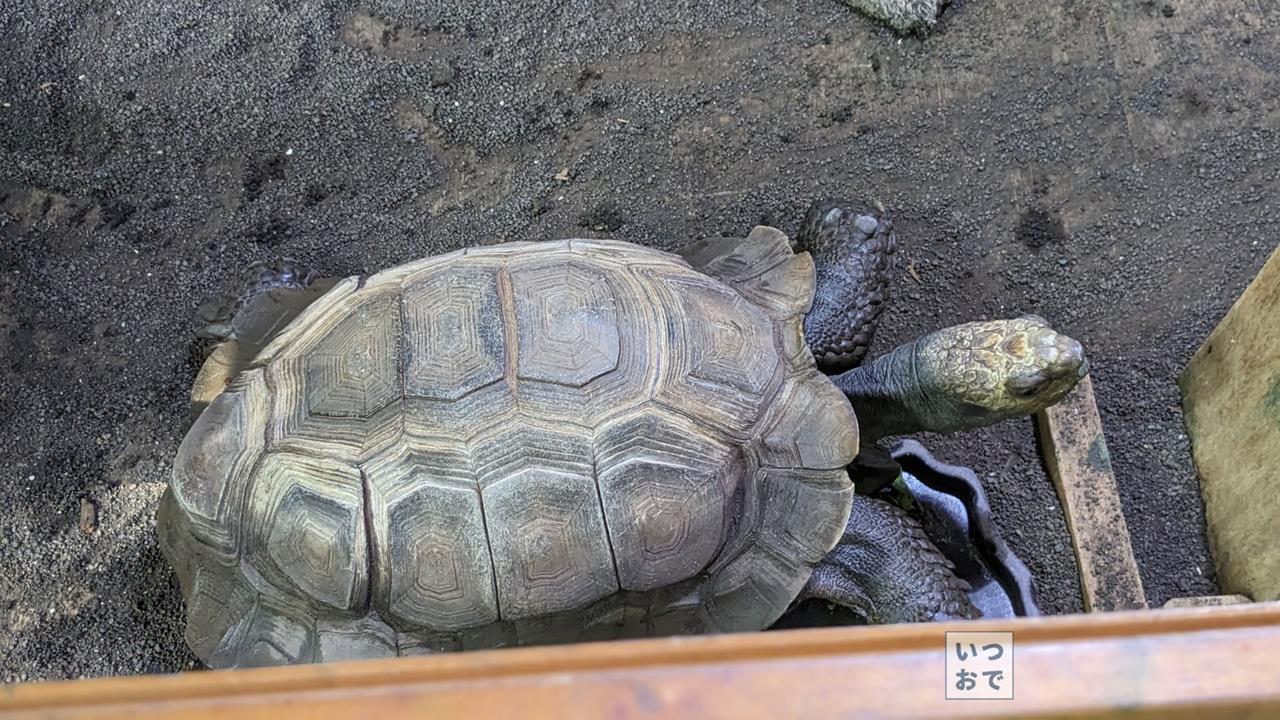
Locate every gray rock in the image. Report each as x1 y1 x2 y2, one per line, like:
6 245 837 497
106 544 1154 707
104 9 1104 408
840 0 944 33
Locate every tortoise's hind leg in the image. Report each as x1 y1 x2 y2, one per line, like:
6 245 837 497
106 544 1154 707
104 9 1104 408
189 260 338 421
799 493 977 624
795 199 896 374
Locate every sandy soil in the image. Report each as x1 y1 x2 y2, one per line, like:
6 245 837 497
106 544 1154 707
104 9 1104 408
2 0 1276 681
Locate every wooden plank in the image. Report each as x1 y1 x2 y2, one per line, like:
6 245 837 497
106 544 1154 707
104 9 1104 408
1163 595 1251 609
3 603 1280 720
1180 243 1280 602
1035 374 1147 611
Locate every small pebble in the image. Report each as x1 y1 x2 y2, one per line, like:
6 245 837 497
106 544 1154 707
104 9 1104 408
428 60 455 87
78 498 98 536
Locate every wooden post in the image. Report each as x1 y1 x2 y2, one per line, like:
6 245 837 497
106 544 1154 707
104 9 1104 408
1180 243 1280 602
1035 375 1148 612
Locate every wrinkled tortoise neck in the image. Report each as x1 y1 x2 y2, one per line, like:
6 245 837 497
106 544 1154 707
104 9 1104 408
832 339 937 442
836 339 1002 441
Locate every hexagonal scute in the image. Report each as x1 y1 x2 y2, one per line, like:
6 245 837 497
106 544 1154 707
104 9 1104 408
568 238 674 266
217 595 317 668
315 617 397 663
264 288 404 464
595 410 742 591
363 442 498 631
470 421 595 490
756 370 860 470
512 260 657 428
183 562 256 663
167 369 270 556
730 252 816 322
707 545 809 633
303 293 402 418
245 452 368 611
680 281 777 394
678 226 795 288
403 380 518 444
482 467 618 620
758 467 853 566
402 264 506 401
511 261 620 387
650 273 782 437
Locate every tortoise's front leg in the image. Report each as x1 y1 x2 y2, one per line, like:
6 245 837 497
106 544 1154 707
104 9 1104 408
796 199 896 374
799 494 978 624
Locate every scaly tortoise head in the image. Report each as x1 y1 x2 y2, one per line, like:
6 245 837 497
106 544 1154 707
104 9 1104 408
918 314 1087 426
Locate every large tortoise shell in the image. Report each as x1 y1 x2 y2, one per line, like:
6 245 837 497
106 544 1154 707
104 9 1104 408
158 230 859 667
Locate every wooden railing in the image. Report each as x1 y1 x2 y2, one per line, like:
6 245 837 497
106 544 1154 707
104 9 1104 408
4 602 1280 719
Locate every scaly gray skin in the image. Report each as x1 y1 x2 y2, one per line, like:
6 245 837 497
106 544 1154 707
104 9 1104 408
833 315 1088 442
800 494 977 623
795 199 896 374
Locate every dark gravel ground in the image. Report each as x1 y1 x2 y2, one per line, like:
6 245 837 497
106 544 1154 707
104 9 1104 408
2 0 1276 681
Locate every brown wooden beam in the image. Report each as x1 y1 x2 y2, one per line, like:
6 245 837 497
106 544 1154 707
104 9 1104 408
4 603 1280 719
1036 374 1148 612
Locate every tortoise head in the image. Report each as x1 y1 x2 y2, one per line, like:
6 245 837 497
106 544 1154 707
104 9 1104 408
920 315 1087 427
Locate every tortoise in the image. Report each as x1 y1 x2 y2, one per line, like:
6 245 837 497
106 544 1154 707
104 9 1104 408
158 201 1086 668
